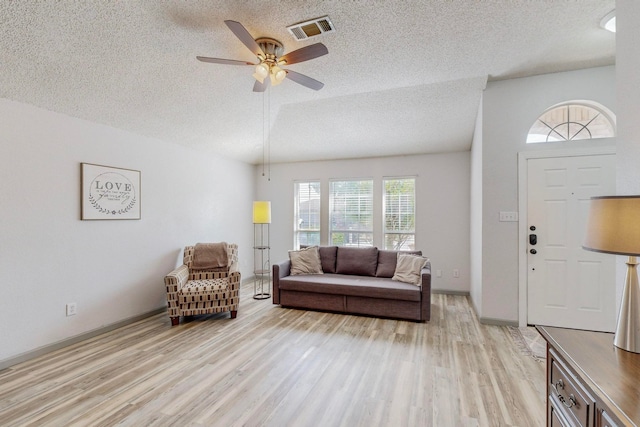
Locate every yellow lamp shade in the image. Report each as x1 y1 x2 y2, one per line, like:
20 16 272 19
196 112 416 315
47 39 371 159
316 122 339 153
583 195 640 256
253 201 272 224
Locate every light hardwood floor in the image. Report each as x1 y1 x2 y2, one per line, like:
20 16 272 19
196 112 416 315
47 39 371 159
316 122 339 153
0 282 546 426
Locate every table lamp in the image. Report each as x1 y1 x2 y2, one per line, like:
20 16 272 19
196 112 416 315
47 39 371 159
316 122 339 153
583 195 640 353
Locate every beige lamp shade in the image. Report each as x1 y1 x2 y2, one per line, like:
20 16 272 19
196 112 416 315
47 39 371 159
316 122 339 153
253 201 272 224
583 196 640 256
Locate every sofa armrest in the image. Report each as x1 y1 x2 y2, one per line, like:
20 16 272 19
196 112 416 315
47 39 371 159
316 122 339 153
164 264 189 317
228 270 241 287
272 259 291 304
420 261 432 321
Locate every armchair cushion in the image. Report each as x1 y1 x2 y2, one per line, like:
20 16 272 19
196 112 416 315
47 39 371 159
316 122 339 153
179 278 231 304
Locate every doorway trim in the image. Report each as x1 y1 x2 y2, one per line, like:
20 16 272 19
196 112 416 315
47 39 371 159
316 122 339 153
517 146 616 327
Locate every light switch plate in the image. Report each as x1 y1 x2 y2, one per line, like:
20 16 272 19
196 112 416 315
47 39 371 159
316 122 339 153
499 211 518 222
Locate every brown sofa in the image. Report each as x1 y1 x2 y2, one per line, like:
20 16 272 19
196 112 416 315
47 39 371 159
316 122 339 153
272 246 431 322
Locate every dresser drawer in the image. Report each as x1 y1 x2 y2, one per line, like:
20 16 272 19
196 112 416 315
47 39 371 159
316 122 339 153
549 393 573 427
598 410 620 427
549 348 596 427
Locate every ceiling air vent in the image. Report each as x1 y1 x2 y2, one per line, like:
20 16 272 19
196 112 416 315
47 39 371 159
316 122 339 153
287 16 335 41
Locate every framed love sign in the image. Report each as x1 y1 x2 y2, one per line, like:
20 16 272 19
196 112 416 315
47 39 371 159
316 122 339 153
81 163 141 220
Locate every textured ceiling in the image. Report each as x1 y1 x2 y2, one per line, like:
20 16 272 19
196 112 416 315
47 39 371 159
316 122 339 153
0 1 615 164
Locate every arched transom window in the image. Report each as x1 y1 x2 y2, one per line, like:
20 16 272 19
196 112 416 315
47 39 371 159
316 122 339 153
527 102 616 144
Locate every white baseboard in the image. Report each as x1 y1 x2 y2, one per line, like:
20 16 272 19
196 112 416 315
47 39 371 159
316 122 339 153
479 317 519 327
431 289 470 296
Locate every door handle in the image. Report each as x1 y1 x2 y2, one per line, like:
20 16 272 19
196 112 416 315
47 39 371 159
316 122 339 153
529 234 537 245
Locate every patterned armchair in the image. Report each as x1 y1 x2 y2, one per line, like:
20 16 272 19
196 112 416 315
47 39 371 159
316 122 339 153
164 243 240 326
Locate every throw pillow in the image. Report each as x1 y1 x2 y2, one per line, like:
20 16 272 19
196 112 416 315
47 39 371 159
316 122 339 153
303 245 338 273
375 250 422 278
289 246 324 275
392 253 429 285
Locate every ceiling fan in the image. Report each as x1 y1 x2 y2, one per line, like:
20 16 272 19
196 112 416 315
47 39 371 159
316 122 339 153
197 20 328 92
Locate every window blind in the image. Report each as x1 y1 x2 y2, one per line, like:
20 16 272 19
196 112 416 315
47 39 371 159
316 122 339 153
329 179 373 247
294 181 321 248
383 178 415 250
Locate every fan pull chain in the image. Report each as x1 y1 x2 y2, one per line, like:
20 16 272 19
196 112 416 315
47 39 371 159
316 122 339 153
261 86 271 181
267 86 271 182
262 89 266 178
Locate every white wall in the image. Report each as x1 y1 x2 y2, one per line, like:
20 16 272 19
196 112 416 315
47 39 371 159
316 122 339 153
616 1 640 194
470 95 483 314
480 66 616 323
615 0 640 306
0 99 254 363
255 152 471 293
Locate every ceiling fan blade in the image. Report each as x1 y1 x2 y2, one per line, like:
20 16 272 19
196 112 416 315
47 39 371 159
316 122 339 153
196 56 255 66
285 70 324 91
279 43 328 65
224 20 264 57
253 78 270 93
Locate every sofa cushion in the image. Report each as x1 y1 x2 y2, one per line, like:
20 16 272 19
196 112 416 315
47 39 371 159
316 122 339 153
392 254 429 285
279 274 420 302
335 246 378 276
289 246 323 275
318 246 338 273
300 245 338 273
376 250 422 278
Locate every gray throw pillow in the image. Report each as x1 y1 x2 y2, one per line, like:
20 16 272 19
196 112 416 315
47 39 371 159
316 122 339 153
289 246 324 275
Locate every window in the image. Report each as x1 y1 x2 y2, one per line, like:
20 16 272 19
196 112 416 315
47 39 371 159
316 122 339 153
329 179 373 247
294 181 321 248
383 177 415 250
527 102 616 143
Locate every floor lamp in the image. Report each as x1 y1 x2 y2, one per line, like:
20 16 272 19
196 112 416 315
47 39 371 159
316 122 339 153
253 201 271 300
583 195 640 353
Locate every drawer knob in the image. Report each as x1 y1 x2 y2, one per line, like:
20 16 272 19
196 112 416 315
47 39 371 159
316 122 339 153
559 393 578 409
552 379 579 409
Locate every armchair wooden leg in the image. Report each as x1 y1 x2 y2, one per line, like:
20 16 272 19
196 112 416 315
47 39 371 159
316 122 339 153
170 316 180 326
230 310 237 319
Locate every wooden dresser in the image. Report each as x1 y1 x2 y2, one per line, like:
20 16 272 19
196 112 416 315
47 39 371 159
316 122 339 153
537 326 640 427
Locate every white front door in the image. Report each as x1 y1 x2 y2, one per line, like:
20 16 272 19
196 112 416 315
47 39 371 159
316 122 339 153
527 154 616 331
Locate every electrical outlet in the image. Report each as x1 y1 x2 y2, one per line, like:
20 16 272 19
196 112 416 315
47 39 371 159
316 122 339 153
436 269 442 278
66 303 77 317
453 269 460 278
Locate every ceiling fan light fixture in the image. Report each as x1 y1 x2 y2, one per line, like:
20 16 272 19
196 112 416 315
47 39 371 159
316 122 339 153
270 66 286 86
196 20 326 92
252 63 269 83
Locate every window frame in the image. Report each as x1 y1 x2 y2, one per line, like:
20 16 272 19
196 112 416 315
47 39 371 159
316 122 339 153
526 101 616 144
